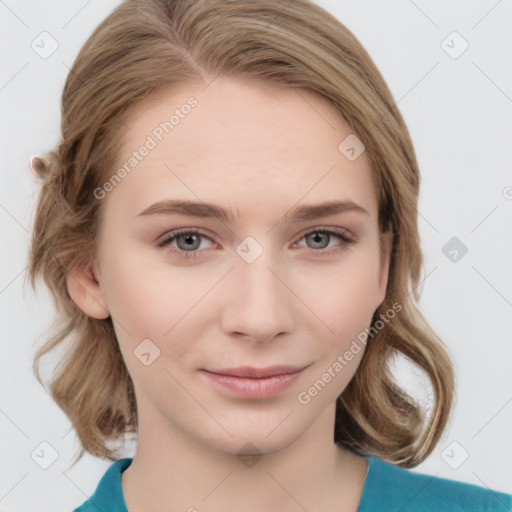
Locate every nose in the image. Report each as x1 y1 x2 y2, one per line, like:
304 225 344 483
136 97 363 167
220 249 296 344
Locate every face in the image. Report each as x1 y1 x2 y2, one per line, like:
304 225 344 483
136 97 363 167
73 77 390 456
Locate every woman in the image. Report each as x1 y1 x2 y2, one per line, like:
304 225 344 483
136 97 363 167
28 1 511 510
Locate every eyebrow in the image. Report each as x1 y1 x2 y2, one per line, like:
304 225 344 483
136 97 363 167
136 199 369 224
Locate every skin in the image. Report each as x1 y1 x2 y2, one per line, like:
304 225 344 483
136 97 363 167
68 76 390 512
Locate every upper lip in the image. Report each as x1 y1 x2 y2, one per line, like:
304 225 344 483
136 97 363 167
203 365 308 378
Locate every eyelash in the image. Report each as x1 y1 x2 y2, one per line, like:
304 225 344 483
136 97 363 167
157 227 356 261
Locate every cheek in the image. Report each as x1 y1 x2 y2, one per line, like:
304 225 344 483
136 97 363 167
99 248 214 366
304 256 382 346
99 238 184 326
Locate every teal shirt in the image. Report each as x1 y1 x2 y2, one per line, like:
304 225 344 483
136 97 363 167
73 456 511 511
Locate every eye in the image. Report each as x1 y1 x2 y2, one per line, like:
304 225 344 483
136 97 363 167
157 229 217 260
295 228 356 256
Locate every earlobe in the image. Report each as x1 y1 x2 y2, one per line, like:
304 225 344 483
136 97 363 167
66 262 110 319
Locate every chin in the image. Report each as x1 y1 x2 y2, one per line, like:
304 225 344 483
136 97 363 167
202 424 303 459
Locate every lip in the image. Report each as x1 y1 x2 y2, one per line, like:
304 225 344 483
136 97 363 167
206 365 307 378
200 365 308 399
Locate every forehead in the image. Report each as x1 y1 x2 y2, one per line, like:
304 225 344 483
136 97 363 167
105 77 378 223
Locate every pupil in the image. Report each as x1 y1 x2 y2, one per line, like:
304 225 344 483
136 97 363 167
310 232 327 248
180 234 199 250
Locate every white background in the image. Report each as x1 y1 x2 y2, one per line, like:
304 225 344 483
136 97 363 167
1 0 511 510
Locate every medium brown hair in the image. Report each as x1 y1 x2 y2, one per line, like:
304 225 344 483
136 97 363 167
27 0 455 468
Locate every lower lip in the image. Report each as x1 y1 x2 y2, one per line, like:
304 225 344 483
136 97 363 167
201 369 304 399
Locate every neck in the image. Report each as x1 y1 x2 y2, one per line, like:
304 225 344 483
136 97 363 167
121 400 367 512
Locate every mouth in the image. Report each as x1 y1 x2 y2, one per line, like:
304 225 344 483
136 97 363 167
204 365 308 378
200 365 309 399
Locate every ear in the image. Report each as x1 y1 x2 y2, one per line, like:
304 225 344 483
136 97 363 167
66 261 110 319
